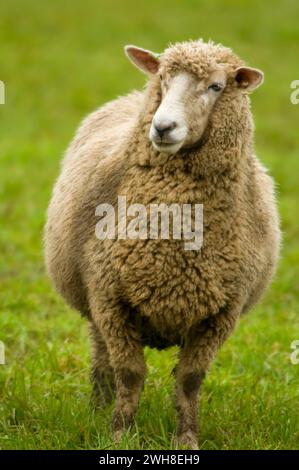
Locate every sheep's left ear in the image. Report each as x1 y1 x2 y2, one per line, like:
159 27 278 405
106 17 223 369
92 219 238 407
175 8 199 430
125 45 160 75
234 67 264 92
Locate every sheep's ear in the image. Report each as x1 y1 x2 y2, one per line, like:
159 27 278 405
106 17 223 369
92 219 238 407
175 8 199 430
125 45 160 75
234 67 264 92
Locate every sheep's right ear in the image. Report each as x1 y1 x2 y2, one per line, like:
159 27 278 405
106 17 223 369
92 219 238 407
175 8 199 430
125 45 160 75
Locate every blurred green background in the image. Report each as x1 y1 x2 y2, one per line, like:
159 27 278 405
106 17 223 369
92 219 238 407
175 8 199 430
0 0 298 449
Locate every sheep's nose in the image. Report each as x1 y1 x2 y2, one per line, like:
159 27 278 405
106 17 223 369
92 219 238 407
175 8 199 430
154 120 177 139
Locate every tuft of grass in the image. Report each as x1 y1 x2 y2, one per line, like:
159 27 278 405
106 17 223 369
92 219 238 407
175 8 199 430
0 0 299 450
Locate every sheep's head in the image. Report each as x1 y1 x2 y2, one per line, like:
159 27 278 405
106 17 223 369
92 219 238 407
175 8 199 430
125 40 264 155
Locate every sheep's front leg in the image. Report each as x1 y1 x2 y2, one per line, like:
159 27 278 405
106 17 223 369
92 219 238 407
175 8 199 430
91 302 146 442
89 321 115 406
175 306 240 449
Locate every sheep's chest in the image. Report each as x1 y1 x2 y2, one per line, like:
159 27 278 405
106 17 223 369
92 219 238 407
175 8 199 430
111 165 240 337
114 239 229 337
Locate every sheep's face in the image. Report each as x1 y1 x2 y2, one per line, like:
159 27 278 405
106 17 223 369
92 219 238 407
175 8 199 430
149 70 227 154
125 42 264 155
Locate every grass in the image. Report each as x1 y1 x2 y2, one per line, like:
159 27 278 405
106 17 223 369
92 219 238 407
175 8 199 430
0 0 299 450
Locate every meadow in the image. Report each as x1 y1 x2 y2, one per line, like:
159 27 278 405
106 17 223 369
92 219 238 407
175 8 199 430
0 0 298 449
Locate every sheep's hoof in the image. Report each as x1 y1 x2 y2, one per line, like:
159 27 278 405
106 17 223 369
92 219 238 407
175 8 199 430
176 432 199 450
112 410 134 444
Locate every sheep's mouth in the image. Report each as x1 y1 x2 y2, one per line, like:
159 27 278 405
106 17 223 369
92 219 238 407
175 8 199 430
155 141 175 148
152 140 184 154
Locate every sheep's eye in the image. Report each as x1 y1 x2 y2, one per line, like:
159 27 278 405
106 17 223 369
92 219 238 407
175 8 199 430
159 74 163 81
208 83 223 92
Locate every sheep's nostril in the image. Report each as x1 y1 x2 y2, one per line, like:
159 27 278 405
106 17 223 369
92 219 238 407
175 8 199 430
155 126 166 139
154 121 177 139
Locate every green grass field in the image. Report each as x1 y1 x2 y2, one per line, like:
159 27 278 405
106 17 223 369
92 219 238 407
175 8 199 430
0 0 299 450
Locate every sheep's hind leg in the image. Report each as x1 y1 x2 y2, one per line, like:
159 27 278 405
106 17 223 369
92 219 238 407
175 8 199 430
91 302 146 443
89 321 115 406
174 306 240 449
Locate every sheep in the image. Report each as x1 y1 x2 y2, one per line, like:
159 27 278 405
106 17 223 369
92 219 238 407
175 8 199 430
45 39 281 449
